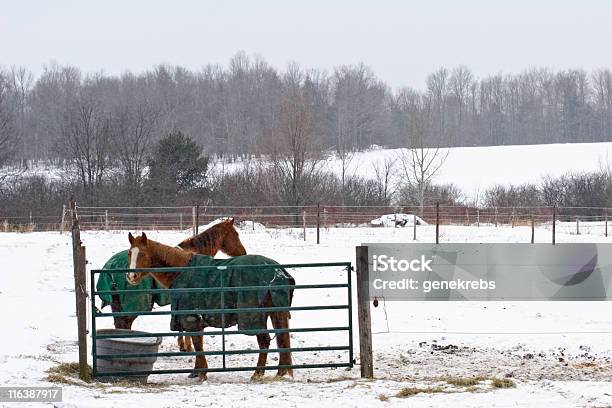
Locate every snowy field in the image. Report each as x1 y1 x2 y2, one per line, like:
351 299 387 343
218 142 612 199
10 142 612 201
1 223 611 407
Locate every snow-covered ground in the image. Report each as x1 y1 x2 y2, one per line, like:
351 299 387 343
323 142 612 198
1 224 611 407
7 143 612 202
210 142 612 199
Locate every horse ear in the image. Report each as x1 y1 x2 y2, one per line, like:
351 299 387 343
228 217 234 225
128 232 134 245
141 232 148 245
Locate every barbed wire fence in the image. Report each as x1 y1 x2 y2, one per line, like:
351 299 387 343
1 203 609 241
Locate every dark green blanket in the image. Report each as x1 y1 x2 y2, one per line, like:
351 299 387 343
96 250 172 312
170 254 294 334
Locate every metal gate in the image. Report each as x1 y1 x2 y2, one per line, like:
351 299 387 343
90 262 353 378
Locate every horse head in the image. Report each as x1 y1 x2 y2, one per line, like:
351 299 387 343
219 218 247 256
178 218 246 256
126 232 152 285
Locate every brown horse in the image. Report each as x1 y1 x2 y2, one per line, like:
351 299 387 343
113 218 247 352
126 232 293 381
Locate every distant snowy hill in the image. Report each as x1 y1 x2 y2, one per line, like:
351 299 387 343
321 142 612 198
214 142 611 199
5 143 611 200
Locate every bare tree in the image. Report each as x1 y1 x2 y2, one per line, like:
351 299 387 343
62 91 113 202
0 73 18 168
449 66 473 135
426 67 449 145
269 63 322 207
372 156 396 205
113 102 161 188
398 98 449 211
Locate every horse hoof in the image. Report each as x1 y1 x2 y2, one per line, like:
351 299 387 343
275 370 294 379
251 372 265 382
188 372 199 379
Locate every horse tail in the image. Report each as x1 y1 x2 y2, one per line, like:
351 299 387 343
283 268 295 320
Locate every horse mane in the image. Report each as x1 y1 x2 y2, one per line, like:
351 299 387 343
179 222 226 255
148 239 193 267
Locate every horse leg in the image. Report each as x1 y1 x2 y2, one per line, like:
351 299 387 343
186 336 194 352
252 328 271 380
270 311 293 377
110 297 135 329
177 335 194 352
189 335 208 380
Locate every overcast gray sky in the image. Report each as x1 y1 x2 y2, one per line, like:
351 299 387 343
2 0 612 89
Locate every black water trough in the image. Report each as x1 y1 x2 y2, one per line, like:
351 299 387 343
95 328 162 383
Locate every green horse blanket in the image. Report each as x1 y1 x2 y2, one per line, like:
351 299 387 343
170 254 294 334
96 250 172 313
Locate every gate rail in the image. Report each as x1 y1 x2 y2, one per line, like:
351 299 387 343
90 262 353 378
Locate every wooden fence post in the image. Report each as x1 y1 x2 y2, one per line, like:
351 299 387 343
436 202 440 244
60 204 66 234
302 209 306 241
105 210 109 232
316 204 320 244
531 214 535 244
192 206 196 236
476 209 480 228
356 246 373 378
413 214 417 241
552 207 556 245
605 213 608 238
576 216 580 235
70 197 88 381
195 205 200 236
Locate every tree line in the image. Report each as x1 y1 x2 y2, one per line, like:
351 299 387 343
1 53 612 167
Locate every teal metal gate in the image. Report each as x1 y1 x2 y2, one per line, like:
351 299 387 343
90 262 353 378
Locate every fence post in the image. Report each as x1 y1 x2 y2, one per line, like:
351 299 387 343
355 246 373 378
511 207 515 228
465 208 470 225
302 209 306 241
195 205 200 236
552 207 556 245
576 216 580 235
316 204 320 244
60 204 66 234
531 214 535 244
179 213 183 230
436 202 440 244
476 209 480 227
105 210 109 231
606 213 608 238
192 206 196 236
70 197 88 381
413 214 417 241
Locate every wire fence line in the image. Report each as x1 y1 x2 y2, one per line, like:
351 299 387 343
1 204 609 240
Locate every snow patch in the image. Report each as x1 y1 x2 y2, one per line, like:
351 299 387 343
371 213 428 227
